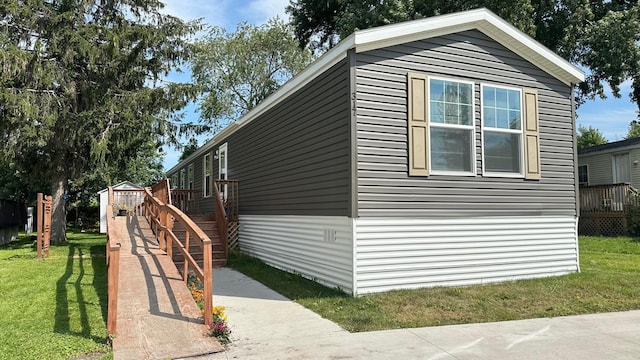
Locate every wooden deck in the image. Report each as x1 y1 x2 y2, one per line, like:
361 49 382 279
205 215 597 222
110 215 223 360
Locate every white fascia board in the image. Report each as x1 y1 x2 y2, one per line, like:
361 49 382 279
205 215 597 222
353 8 584 85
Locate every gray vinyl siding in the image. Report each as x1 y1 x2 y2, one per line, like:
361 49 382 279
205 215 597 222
355 30 577 218
214 60 351 216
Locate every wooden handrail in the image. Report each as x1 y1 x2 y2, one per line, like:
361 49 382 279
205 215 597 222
142 187 213 326
212 181 229 259
106 187 122 339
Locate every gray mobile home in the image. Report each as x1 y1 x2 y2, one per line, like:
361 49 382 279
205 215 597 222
167 8 584 295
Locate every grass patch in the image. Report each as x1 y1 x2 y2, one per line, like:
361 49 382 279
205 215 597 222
0 230 111 359
228 236 640 332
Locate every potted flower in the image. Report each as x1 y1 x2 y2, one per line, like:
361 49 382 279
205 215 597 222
116 203 129 216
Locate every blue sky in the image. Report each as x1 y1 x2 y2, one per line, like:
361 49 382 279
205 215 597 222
160 0 638 170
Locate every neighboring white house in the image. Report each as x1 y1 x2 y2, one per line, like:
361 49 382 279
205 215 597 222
578 137 640 189
97 181 143 233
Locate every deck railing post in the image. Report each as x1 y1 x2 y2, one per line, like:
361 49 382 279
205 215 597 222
36 193 43 259
106 240 120 337
159 206 166 251
164 207 172 262
203 238 213 327
106 189 121 340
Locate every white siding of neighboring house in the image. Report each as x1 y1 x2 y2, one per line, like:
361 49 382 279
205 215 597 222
238 215 355 294
579 147 640 189
354 216 578 295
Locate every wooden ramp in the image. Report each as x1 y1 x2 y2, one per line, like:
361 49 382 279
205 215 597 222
111 215 223 360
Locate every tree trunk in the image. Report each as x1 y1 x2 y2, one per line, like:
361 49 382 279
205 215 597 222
50 170 68 244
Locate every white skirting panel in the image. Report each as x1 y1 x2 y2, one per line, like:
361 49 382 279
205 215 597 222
354 216 579 295
238 215 355 294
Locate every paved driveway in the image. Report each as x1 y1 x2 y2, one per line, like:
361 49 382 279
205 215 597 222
189 268 640 360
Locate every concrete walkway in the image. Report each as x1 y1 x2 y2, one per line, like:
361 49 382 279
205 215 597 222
111 216 223 360
197 268 640 360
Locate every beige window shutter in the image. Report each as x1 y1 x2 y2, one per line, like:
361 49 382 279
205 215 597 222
407 73 429 176
523 88 541 180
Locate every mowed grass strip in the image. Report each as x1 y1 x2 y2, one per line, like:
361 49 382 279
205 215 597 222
0 231 111 360
228 236 640 332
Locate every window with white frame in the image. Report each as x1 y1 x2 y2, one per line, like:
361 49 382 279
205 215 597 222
180 168 186 189
171 174 178 189
578 165 588 186
429 78 475 174
203 153 211 197
482 85 523 175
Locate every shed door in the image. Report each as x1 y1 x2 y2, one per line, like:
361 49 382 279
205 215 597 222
613 153 631 183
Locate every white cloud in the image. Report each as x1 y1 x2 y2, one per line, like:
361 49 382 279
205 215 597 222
161 0 232 28
577 99 637 141
246 0 290 24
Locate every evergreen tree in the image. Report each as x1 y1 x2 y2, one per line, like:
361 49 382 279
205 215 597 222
0 0 200 242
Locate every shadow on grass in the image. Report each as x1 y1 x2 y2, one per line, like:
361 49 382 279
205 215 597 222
54 243 107 345
0 235 36 251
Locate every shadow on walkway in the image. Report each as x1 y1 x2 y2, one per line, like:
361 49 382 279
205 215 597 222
111 216 223 360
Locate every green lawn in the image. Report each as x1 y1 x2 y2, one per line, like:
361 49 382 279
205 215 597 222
0 231 111 360
229 236 640 332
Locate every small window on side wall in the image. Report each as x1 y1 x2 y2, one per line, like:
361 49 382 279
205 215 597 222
578 165 589 186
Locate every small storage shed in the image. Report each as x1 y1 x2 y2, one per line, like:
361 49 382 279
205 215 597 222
97 181 143 233
167 8 584 295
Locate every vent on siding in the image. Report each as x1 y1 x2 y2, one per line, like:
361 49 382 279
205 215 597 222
323 228 336 242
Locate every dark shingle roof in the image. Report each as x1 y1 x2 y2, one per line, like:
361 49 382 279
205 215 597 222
579 137 640 155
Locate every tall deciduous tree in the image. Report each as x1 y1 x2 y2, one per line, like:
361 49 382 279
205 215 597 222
191 18 314 129
626 120 640 139
287 0 640 109
577 125 607 150
0 0 200 242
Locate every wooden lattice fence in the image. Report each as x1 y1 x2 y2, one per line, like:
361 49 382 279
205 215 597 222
579 183 639 236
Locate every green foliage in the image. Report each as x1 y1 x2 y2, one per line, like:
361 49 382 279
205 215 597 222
287 0 640 109
191 18 315 130
577 125 607 150
0 1 201 241
626 120 640 139
179 137 200 161
626 192 640 236
0 231 110 359
229 237 640 332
